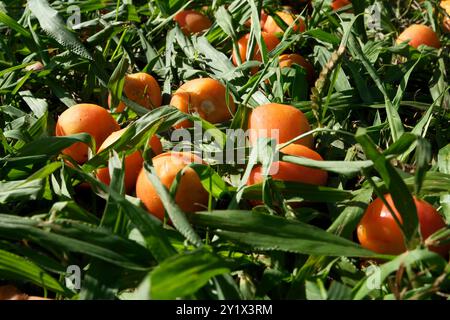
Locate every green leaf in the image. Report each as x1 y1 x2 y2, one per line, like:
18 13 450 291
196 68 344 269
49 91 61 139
353 249 447 300
328 187 373 238
150 249 231 299
65 166 177 263
0 179 45 203
0 215 153 270
0 249 72 296
190 211 384 258
28 0 93 60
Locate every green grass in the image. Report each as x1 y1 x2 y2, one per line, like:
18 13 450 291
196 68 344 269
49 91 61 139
0 0 449 300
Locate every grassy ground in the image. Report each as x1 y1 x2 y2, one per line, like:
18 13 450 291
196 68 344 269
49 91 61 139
0 0 449 300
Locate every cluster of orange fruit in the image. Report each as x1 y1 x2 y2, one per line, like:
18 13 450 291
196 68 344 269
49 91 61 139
54 6 449 257
55 76 327 221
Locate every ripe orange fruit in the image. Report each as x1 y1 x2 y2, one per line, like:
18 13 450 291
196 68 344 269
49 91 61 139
331 0 351 11
396 24 441 49
279 53 315 84
247 144 328 187
441 1 450 32
263 11 305 35
55 104 120 164
170 78 236 129
96 128 162 193
0 285 51 300
174 10 212 35
232 32 280 73
108 73 162 113
247 103 314 148
244 10 268 28
357 194 450 256
135 152 209 220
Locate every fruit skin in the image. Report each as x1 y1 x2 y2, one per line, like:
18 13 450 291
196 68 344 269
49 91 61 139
170 78 236 129
0 285 51 300
441 1 450 33
279 53 315 84
248 103 314 148
96 128 163 193
247 144 328 187
396 24 441 49
174 10 212 35
108 73 162 113
357 194 449 256
244 10 268 28
232 32 280 73
263 11 306 35
55 104 120 164
135 152 209 220
331 0 351 11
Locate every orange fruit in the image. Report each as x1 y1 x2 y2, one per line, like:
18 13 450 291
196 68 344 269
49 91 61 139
174 10 212 35
279 53 315 84
232 32 280 73
441 1 450 33
135 152 209 220
170 78 236 129
263 11 305 35
244 10 268 28
108 73 162 113
331 0 351 11
0 285 51 300
248 144 328 187
357 194 450 256
55 104 120 164
96 128 162 193
396 24 441 49
248 103 314 148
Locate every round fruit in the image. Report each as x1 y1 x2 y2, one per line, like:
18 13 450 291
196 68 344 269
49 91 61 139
279 53 315 84
247 144 328 187
232 32 280 72
174 10 212 35
263 11 305 35
357 194 449 256
247 103 314 148
331 0 351 11
396 24 441 49
135 152 209 220
55 104 120 164
170 78 236 128
96 129 163 193
108 73 162 113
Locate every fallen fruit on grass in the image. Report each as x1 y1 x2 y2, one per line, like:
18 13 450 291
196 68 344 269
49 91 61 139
55 104 120 164
174 9 212 35
170 78 236 128
331 0 351 10
263 11 305 35
108 72 162 113
135 152 209 220
96 128 162 193
248 103 314 148
396 24 441 49
357 194 449 256
279 53 315 84
247 144 328 187
232 32 280 73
